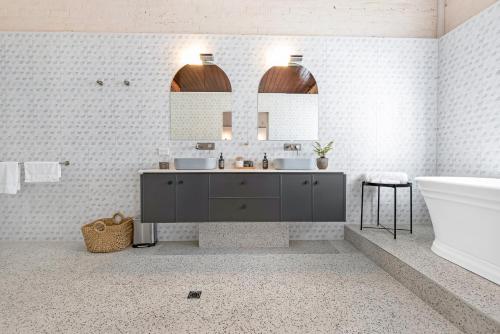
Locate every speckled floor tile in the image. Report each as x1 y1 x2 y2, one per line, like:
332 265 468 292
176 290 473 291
199 222 289 248
141 240 349 255
345 224 500 334
0 241 462 334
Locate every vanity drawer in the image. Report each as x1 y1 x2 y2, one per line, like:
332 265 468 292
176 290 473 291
210 198 280 221
209 174 280 198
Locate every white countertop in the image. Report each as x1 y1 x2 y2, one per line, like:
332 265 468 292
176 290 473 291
139 168 345 174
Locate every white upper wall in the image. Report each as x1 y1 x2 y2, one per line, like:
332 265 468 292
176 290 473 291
0 0 437 38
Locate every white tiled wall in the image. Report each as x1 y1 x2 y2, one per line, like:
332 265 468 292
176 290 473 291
0 33 438 241
438 2 500 177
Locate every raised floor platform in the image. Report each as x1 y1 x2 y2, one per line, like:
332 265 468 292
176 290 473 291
345 224 500 334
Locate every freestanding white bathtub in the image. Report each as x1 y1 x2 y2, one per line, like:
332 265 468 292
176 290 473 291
416 177 500 285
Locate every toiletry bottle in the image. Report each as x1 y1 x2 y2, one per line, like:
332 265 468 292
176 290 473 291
263 153 269 169
218 153 225 169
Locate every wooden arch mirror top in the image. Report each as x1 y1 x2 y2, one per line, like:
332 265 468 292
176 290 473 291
171 64 232 92
258 66 318 94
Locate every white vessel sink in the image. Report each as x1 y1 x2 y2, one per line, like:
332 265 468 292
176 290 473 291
174 158 217 170
273 158 316 170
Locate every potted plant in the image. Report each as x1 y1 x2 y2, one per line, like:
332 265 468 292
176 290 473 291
313 141 334 169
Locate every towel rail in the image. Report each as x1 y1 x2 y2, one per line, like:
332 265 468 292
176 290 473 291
17 161 70 166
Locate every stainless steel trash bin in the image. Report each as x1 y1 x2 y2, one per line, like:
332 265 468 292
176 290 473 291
133 218 157 248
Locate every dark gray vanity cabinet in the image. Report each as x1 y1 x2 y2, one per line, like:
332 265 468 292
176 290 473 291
209 173 280 221
312 174 346 222
281 173 346 222
210 198 280 221
141 173 176 223
281 174 312 221
209 174 280 198
141 173 208 223
141 172 346 223
176 174 209 222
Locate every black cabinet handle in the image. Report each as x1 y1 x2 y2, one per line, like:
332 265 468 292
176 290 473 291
240 180 246 185
313 180 319 185
240 204 247 210
303 180 309 185
178 180 184 185
167 180 173 185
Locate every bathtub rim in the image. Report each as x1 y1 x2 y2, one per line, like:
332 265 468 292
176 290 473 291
416 176 500 211
415 176 500 190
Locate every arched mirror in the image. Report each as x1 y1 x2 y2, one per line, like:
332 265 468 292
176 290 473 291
170 63 232 140
257 65 318 140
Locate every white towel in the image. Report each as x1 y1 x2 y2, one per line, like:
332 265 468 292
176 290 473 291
0 162 21 194
363 172 409 184
24 162 62 183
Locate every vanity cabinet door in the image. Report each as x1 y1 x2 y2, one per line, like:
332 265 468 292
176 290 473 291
210 174 280 198
210 198 280 221
176 174 209 222
281 174 312 221
312 174 346 222
141 174 176 223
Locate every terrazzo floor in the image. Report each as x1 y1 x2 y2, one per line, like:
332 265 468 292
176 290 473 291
345 224 500 325
0 240 463 334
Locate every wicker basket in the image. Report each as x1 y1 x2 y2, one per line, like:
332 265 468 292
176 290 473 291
81 212 134 253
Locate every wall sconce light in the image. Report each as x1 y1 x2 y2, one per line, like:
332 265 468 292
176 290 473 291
200 53 214 65
265 47 302 67
181 45 214 65
288 54 303 66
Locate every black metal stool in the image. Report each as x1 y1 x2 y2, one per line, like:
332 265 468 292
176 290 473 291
360 181 412 239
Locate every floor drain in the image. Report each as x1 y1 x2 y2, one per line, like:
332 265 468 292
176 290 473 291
187 291 202 299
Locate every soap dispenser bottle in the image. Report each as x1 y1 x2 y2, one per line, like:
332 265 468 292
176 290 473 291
262 153 269 169
218 153 225 169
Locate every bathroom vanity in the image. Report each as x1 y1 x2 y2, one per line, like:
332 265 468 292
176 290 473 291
140 170 346 223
